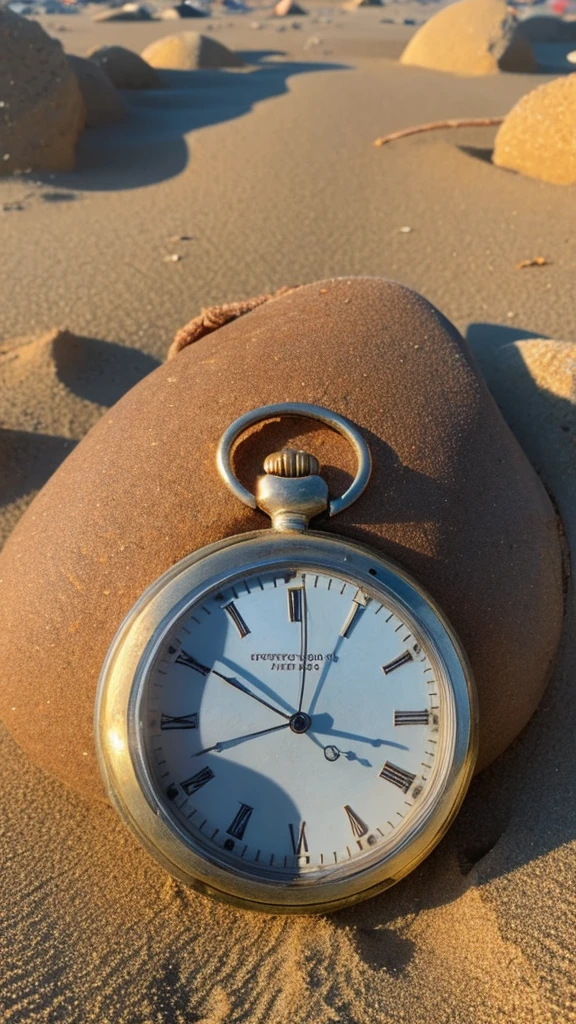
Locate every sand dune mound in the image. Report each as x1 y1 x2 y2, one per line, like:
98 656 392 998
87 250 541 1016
493 74 576 185
141 32 244 69
274 0 307 15
0 7 84 175
400 0 536 75
68 55 128 127
0 329 100 441
0 328 157 438
86 45 159 88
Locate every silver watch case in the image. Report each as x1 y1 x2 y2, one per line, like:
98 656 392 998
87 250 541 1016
95 529 478 915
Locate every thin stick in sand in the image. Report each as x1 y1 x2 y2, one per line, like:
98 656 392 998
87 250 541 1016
373 117 504 147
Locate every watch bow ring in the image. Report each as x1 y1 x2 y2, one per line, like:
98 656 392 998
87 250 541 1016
216 402 372 518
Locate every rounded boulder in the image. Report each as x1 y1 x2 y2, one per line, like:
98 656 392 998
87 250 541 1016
141 32 244 69
0 278 564 800
400 0 536 75
86 45 159 89
0 7 85 175
493 74 576 185
160 3 209 17
68 55 128 127
274 0 307 15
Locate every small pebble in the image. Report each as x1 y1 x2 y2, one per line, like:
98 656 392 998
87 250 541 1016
165 253 182 262
398 226 413 233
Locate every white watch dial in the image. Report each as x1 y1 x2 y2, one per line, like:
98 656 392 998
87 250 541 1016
140 566 452 879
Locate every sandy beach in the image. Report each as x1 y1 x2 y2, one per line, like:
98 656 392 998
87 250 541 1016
2 2 576 1020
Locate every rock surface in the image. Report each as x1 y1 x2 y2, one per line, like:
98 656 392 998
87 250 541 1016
92 4 154 21
160 3 208 17
274 0 307 15
68 55 128 127
400 0 536 75
0 278 564 801
141 32 244 69
86 45 159 89
493 73 576 185
342 0 383 9
0 7 85 175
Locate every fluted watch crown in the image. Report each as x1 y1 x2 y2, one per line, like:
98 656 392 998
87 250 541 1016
263 449 320 479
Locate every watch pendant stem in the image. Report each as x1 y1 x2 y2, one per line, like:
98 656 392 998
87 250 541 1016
256 448 329 532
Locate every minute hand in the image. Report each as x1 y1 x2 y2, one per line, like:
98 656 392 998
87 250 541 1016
178 653 291 721
212 668 291 719
297 581 308 713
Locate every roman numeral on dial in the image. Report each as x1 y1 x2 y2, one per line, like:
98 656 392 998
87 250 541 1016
222 602 251 638
289 821 309 856
379 761 417 793
161 712 199 730
382 650 413 675
175 651 210 675
394 709 430 726
343 804 369 838
181 766 215 795
226 803 253 840
287 587 303 622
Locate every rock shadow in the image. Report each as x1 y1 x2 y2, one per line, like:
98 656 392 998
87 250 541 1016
350 925 415 974
457 145 494 165
329 320 575 971
51 334 160 406
0 429 77 506
29 58 349 192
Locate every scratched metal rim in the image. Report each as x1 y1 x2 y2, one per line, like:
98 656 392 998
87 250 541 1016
95 530 477 915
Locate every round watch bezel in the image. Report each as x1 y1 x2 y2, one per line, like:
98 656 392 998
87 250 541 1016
95 530 478 915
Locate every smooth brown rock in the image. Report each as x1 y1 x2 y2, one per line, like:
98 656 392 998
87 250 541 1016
342 0 383 9
0 278 564 800
160 3 209 17
68 56 128 128
86 45 159 89
400 0 536 75
141 32 244 68
0 7 85 175
493 74 576 185
92 3 154 20
274 0 307 15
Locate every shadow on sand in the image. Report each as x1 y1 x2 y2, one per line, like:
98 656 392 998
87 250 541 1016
32 57 349 192
333 321 576 973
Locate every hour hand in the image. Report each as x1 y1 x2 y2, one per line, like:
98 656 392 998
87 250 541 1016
175 650 290 720
191 722 289 758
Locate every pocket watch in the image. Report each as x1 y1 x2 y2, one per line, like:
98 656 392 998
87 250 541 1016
95 403 477 915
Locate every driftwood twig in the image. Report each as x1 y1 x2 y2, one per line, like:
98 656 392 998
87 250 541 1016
374 117 504 147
